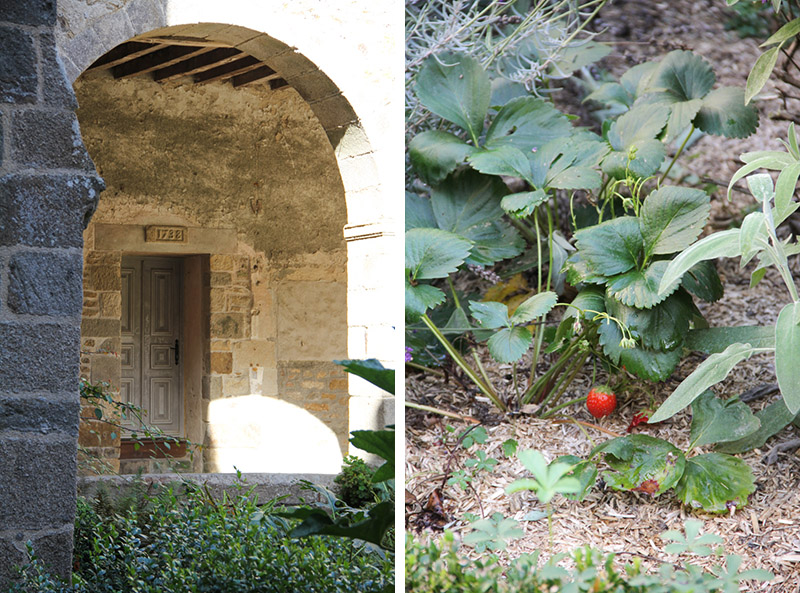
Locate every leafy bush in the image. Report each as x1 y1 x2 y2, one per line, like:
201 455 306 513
12 485 392 593
335 455 379 508
406 528 772 593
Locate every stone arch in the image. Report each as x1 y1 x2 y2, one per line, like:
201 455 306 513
57 0 399 468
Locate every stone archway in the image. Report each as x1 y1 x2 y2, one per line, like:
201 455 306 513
0 1 397 584
56 5 398 431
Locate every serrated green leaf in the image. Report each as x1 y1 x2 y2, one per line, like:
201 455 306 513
501 189 548 218
487 326 532 363
408 131 476 185
658 229 741 295
415 52 490 141
405 192 437 231
563 285 606 322
510 291 557 324
601 434 685 497
776 302 800 414
695 87 758 138
469 300 509 330
563 250 607 286
584 81 631 108
647 50 716 100
675 453 755 513
430 169 524 266
602 139 665 179
649 343 759 423
468 145 532 183
405 280 446 322
602 104 669 179
681 260 724 302
606 290 695 351
606 260 680 309
607 103 670 150
405 228 472 280
575 217 643 277
685 326 775 353
689 390 760 449
640 186 711 256
485 96 573 151
746 46 780 105
430 169 507 233
549 166 602 191
619 344 683 382
442 306 472 336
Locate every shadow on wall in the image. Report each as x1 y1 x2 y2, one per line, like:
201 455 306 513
205 394 343 474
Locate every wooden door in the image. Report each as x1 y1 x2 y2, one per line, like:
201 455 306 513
121 256 183 436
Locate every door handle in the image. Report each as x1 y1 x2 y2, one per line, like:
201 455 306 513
174 339 179 365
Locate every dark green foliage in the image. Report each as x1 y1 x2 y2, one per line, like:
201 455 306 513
335 455 378 508
11 486 392 593
406 533 771 593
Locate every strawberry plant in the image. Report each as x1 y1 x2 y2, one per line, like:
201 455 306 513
554 390 759 513
406 48 759 417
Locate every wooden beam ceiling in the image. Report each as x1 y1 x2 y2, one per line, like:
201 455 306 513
86 40 287 89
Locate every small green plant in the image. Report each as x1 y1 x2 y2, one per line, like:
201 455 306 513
405 523 772 592
79 378 198 473
462 512 524 553
505 450 581 550
335 456 378 508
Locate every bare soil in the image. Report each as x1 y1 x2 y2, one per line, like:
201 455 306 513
405 1 800 590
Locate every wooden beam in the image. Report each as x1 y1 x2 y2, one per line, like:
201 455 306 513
232 66 282 88
193 55 263 84
112 45 211 79
88 41 164 71
137 36 232 48
152 47 242 82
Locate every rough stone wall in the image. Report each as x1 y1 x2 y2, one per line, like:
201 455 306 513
0 1 103 585
74 70 350 473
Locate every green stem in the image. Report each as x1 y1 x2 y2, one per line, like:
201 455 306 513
421 314 507 411
659 124 695 184
529 210 545 385
472 351 497 401
540 393 588 420
448 275 462 309
405 361 446 377
536 352 588 414
522 327 592 404
509 216 539 245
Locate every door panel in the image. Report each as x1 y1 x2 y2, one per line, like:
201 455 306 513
121 256 183 436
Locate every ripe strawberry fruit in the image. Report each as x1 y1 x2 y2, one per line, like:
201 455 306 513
586 386 616 419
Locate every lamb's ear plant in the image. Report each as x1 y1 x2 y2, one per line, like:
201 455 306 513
650 125 800 434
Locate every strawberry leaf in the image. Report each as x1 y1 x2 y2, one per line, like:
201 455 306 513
599 434 686 497
675 453 755 513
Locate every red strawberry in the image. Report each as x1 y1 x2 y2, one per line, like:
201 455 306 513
586 386 616 419
627 411 649 433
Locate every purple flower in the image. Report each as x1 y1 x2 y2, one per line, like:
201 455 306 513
405 346 414 363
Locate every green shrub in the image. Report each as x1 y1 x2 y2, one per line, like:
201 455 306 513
12 485 393 593
406 531 771 593
334 455 378 508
